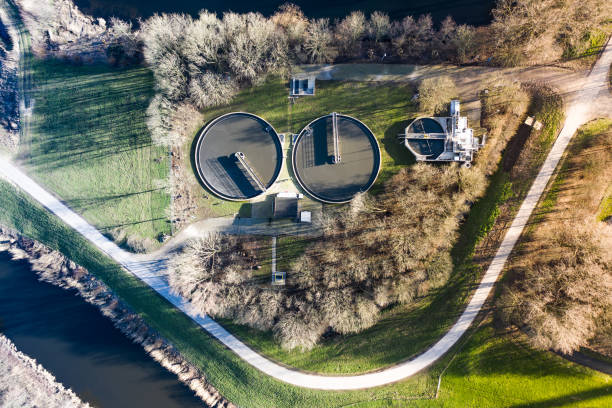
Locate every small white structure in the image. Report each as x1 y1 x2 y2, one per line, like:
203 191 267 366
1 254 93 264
404 100 484 166
300 211 312 223
524 116 543 130
290 76 315 97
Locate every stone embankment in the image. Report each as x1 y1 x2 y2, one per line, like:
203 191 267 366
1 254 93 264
0 334 89 408
0 225 235 408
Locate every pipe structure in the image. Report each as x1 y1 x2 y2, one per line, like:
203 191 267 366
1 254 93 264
235 152 267 193
331 112 341 164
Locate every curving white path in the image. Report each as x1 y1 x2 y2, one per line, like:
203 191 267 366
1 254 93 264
1 38 610 390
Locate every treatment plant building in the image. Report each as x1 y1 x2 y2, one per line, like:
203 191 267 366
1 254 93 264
404 100 484 166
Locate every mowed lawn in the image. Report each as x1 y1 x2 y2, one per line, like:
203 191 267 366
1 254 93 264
1 178 611 407
18 59 170 251
190 77 417 192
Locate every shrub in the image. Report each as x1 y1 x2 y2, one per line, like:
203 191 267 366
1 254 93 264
334 11 366 57
304 18 335 63
418 76 457 115
189 72 236 109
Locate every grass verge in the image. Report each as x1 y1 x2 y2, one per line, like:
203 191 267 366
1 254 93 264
18 58 170 251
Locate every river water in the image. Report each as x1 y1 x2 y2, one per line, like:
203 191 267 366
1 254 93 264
0 252 205 408
75 0 496 26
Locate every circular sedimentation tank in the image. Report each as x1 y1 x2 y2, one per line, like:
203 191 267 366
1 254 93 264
406 117 445 134
404 117 447 160
194 112 283 201
292 113 381 203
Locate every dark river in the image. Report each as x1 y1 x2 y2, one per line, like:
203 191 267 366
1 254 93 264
75 0 496 26
0 252 205 408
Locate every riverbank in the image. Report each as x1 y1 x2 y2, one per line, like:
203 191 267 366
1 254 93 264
0 334 89 408
0 225 233 408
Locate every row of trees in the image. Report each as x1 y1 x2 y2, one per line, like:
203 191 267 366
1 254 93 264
137 5 481 146
169 162 487 350
268 4 478 64
498 121 612 355
96 1 607 146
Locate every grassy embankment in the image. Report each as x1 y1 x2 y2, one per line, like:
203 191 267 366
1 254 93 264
16 59 170 252
2 177 611 407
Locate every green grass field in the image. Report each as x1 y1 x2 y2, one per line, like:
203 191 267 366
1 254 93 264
1 178 610 407
18 59 170 251
184 77 417 219
190 77 417 190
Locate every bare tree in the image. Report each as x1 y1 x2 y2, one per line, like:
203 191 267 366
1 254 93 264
189 72 236 109
391 14 434 59
368 11 390 42
452 24 476 63
271 3 308 61
223 12 288 82
107 18 140 61
434 16 457 59
182 10 224 71
418 76 457 115
499 222 612 354
140 13 191 99
334 11 366 57
304 18 335 64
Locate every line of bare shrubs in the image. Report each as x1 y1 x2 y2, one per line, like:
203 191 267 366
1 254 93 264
138 5 480 146
490 0 611 67
169 163 488 350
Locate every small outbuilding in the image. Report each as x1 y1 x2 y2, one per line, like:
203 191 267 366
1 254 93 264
273 193 299 219
290 76 315 97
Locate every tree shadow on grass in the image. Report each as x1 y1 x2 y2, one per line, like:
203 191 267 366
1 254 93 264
508 386 612 408
382 119 416 167
66 188 165 211
22 60 155 170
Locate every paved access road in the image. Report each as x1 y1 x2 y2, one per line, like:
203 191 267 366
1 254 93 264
1 18 610 388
